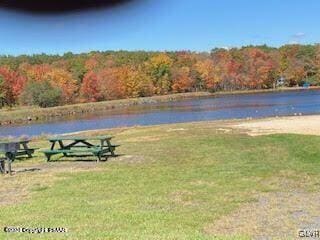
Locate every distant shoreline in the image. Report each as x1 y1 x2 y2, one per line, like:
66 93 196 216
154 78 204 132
0 86 319 126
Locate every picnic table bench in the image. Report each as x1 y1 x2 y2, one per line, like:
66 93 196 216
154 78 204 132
42 135 119 162
0 140 37 174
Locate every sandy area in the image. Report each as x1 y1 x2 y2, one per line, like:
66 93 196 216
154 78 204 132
231 115 320 136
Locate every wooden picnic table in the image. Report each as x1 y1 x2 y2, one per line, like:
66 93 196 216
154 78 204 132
0 140 36 175
42 135 119 162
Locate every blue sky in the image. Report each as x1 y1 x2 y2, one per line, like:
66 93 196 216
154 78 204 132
0 0 319 55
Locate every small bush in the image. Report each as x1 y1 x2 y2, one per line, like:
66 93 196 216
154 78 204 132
20 80 62 108
304 76 320 86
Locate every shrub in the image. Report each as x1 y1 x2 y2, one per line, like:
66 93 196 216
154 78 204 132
20 80 62 108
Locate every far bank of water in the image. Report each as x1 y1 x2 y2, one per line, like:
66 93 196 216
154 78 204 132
1 89 320 137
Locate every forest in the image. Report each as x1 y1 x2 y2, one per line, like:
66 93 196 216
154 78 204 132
0 44 319 108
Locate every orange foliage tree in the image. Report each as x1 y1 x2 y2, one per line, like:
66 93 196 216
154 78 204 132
195 59 220 91
96 67 125 100
0 66 27 105
242 48 276 89
45 68 78 103
172 66 194 92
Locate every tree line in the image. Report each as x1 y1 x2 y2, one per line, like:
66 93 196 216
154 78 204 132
0 44 320 108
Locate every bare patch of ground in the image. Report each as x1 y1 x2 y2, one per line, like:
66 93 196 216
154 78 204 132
170 190 199 207
216 128 233 133
231 115 320 136
113 155 145 164
190 180 217 187
166 128 187 132
122 135 163 143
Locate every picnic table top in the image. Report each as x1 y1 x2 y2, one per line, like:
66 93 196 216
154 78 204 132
0 140 30 145
0 140 31 154
48 135 112 142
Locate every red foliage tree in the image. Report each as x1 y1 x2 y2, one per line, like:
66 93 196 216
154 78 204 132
0 66 27 105
242 48 275 89
172 66 194 92
79 71 102 102
97 67 125 100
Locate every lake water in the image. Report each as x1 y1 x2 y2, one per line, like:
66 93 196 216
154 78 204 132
1 89 320 137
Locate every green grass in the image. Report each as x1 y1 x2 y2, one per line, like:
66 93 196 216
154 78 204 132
1 122 320 239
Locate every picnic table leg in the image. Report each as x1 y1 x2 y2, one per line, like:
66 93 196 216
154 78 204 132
45 153 52 162
21 142 32 158
58 140 68 157
105 139 116 157
97 153 101 163
7 159 12 175
46 141 57 162
0 159 5 174
50 141 56 150
100 139 109 160
5 153 14 175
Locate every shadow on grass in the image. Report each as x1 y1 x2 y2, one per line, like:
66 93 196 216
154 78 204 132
48 154 123 162
15 168 41 173
12 157 34 162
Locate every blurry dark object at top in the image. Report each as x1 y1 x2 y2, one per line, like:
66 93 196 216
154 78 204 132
0 0 133 14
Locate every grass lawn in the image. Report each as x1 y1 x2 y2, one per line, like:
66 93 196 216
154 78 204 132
1 121 320 239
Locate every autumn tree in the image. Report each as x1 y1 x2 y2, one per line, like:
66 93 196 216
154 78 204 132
242 48 276 89
121 66 154 98
84 53 110 72
195 59 220 91
79 71 101 102
312 45 320 85
172 66 194 92
0 75 5 107
45 68 78 103
146 53 173 94
96 67 125 100
94 65 153 100
0 66 27 106
211 49 238 90
20 64 52 82
279 45 306 86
